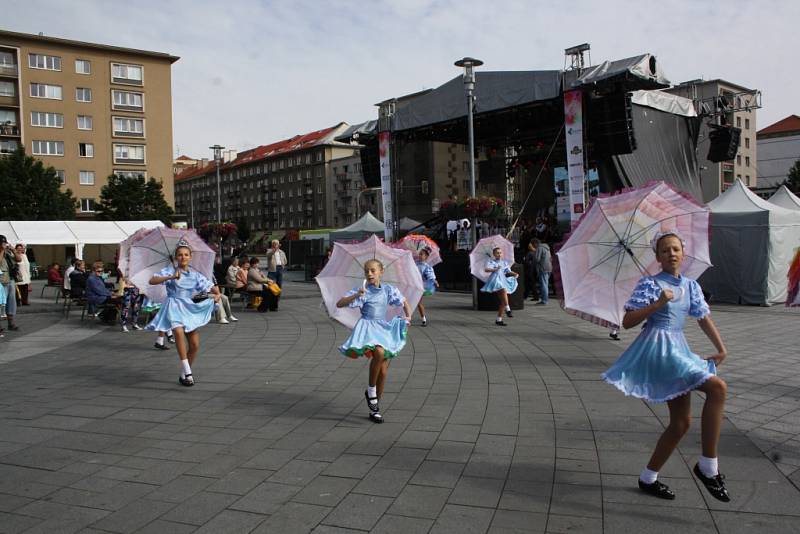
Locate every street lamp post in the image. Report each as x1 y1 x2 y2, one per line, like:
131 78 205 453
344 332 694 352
190 182 195 229
209 144 225 224
455 56 483 309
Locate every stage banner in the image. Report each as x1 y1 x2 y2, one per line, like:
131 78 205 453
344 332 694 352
378 131 394 240
564 90 586 226
554 166 571 230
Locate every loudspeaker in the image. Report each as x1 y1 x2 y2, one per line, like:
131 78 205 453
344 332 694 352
707 125 741 163
360 137 381 188
587 92 636 156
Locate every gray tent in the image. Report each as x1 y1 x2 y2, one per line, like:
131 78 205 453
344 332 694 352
329 212 385 243
699 179 800 305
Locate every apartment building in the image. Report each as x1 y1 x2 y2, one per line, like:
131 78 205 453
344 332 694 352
0 29 178 215
667 79 758 202
174 124 361 234
331 153 381 227
755 115 800 197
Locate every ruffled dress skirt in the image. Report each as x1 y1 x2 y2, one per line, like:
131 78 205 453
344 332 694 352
339 316 408 359
481 272 518 294
146 297 215 334
423 279 436 297
602 325 716 403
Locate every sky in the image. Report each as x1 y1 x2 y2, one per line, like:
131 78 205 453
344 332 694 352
6 0 798 158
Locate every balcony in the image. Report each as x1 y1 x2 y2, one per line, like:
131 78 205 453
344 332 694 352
0 64 17 77
0 94 19 107
0 123 20 137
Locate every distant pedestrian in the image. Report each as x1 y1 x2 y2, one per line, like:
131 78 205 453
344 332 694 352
119 279 144 332
0 235 20 331
266 240 287 287
414 248 439 327
14 243 31 306
337 259 412 423
602 232 730 503
531 238 552 305
523 240 538 301
480 247 519 326
456 221 472 251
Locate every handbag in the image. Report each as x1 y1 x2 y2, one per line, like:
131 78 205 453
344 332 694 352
266 280 281 296
191 292 209 303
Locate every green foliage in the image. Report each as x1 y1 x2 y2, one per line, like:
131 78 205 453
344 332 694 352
0 147 78 219
786 159 800 194
97 174 174 224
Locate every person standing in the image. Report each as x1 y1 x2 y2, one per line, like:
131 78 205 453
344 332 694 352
266 240 287 287
14 243 31 306
523 240 538 301
0 236 19 331
63 258 77 294
119 279 144 332
531 238 552 305
456 221 472 251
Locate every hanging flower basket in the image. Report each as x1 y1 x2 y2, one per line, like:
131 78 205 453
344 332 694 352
198 222 238 242
439 196 505 220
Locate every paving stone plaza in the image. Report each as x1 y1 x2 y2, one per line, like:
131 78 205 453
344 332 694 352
1 277 799 533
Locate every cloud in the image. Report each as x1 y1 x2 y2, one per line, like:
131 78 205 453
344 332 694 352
6 0 798 159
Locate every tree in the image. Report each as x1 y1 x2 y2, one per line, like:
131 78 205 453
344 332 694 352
786 159 800 194
96 174 174 224
0 147 78 219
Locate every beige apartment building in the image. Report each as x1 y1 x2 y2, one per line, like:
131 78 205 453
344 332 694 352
0 29 178 216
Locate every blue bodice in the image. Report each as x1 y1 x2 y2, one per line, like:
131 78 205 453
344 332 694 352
345 283 404 320
625 272 710 331
157 267 213 301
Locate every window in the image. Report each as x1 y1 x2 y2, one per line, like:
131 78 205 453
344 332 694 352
736 155 741 165
111 63 143 85
0 80 14 97
113 143 145 164
112 90 144 111
745 175 750 185
75 59 91 74
114 169 146 179
79 170 95 185
77 115 93 130
28 53 61 71
745 137 750 149
306 154 311 164
735 116 741 128
745 118 750 130
76 87 92 102
80 198 96 212
288 189 293 198
745 156 750 167
112 116 144 137
79 143 94 157
317 184 323 194
0 110 15 126
31 111 63 128
316 151 323 162
32 140 64 156
55 170 65 184
30 83 62 99
0 139 18 154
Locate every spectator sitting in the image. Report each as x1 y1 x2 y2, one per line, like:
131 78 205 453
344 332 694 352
48 263 64 286
69 260 88 299
235 260 249 290
247 257 272 313
225 257 240 291
85 261 119 322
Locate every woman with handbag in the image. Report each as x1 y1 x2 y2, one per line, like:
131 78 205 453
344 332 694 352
247 257 279 312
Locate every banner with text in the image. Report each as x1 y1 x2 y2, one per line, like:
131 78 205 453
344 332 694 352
378 131 394 240
563 90 586 226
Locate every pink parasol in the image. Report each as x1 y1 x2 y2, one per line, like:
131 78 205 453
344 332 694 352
127 227 215 304
469 234 515 282
556 181 711 328
393 234 442 266
316 234 424 329
118 227 155 280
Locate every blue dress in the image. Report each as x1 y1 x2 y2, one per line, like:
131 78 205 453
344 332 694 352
480 259 518 294
417 261 437 296
146 267 215 334
602 272 715 403
339 283 408 359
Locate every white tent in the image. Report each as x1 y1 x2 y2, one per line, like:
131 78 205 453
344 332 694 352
0 220 164 259
329 212 385 242
398 216 424 232
769 185 800 211
699 179 800 305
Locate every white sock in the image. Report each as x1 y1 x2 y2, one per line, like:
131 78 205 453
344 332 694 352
156 336 165 346
698 455 718 477
639 467 658 484
181 359 192 379
505 305 511 312
421 316 427 322
367 385 377 405
496 315 503 322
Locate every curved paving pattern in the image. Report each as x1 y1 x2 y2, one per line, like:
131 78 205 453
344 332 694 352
0 281 799 533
